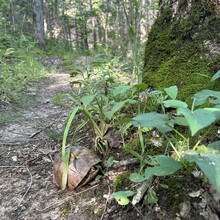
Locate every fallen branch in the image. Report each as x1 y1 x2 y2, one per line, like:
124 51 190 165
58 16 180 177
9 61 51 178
110 158 139 168
132 178 152 205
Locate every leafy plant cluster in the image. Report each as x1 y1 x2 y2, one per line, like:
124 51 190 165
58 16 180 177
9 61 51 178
57 60 220 205
113 70 220 205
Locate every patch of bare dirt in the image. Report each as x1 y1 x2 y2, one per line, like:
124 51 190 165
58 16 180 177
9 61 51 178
0 72 109 220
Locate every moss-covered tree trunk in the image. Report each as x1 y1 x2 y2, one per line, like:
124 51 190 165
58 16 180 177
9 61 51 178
143 0 220 102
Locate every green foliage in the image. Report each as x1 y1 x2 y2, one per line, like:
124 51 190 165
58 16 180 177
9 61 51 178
112 191 135 205
0 31 47 105
144 156 182 178
177 107 216 136
53 60 141 156
184 152 220 194
113 73 220 205
211 70 220 82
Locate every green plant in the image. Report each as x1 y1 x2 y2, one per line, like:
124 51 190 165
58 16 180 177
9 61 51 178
54 60 147 190
113 70 220 205
0 31 47 105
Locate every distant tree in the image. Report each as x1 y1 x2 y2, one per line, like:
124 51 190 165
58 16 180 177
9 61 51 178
33 0 45 49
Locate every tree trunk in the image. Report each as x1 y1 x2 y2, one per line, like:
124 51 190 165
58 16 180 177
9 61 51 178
33 0 45 49
143 0 220 102
89 0 97 51
9 0 15 30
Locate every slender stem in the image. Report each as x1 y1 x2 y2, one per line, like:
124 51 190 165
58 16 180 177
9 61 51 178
191 98 196 111
192 126 212 151
169 141 181 158
83 107 103 137
163 133 181 159
173 128 188 144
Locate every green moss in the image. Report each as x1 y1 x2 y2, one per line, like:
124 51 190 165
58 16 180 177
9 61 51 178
113 173 130 191
143 0 220 103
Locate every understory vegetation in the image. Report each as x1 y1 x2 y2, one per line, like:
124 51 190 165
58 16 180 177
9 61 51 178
1 0 220 217
56 58 220 206
0 31 47 105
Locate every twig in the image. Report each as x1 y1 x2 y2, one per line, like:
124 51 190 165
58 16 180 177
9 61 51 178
132 204 144 218
30 122 54 138
100 184 111 220
38 184 99 212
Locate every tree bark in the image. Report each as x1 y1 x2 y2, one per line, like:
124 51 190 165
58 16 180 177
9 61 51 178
143 0 220 102
33 0 45 49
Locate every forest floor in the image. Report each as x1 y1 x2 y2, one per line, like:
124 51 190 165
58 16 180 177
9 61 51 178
0 58 220 220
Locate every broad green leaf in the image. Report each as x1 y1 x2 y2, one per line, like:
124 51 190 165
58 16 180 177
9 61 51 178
132 112 170 128
174 117 189 126
145 188 158 204
82 95 95 107
70 69 83 77
193 90 220 106
133 83 148 90
112 190 135 198
204 107 220 121
163 100 188 108
164 85 178 100
144 155 182 179
149 90 164 97
156 122 174 133
116 197 130 205
113 85 132 97
106 77 115 83
183 153 220 194
112 191 135 205
177 107 216 136
105 99 137 120
106 156 114 167
211 70 220 81
129 172 146 183
208 141 220 150
160 183 169 189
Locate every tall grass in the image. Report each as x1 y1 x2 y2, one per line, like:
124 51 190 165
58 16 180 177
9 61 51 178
0 31 48 104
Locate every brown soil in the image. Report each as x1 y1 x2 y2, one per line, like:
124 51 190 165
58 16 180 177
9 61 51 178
0 72 108 220
0 68 220 220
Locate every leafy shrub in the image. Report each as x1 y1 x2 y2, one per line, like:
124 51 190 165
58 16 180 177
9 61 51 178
113 70 220 205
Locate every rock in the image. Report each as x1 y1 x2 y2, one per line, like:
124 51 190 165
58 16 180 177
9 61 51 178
179 201 191 218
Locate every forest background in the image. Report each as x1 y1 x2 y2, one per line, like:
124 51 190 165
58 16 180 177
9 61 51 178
1 0 220 219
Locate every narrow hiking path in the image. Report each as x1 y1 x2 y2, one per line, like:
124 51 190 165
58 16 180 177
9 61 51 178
0 71 109 220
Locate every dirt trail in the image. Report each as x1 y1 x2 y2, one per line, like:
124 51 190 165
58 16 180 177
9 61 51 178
0 72 108 220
